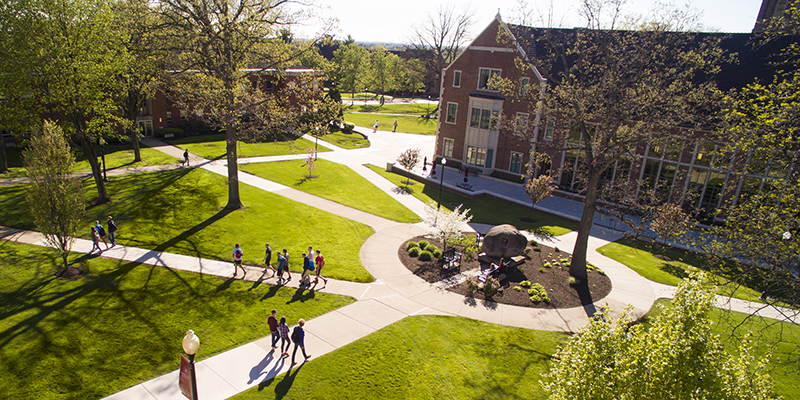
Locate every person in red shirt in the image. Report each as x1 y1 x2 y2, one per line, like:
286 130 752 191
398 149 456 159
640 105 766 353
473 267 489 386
314 250 327 285
267 309 279 350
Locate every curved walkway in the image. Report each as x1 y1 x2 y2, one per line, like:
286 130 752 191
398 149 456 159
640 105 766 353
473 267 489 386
1 131 795 400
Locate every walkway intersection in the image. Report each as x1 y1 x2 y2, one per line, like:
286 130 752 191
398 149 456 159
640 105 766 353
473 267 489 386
0 128 793 400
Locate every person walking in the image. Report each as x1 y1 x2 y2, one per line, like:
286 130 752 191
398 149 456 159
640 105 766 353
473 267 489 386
393 120 398 132
301 252 311 286
373 120 379 133
90 226 102 253
282 249 291 281
183 149 190 167
107 216 118 247
313 249 328 285
94 220 109 249
232 244 245 277
263 243 276 276
290 319 311 365
276 251 285 283
278 317 291 357
267 309 280 350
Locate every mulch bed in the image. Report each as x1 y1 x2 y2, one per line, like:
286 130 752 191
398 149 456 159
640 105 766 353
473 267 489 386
399 235 612 309
54 267 85 281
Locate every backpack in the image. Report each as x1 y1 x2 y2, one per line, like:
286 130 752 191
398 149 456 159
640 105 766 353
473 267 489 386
291 326 301 343
97 225 105 236
308 259 315 270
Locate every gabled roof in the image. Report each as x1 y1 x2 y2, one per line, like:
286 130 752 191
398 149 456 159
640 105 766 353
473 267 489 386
504 23 795 92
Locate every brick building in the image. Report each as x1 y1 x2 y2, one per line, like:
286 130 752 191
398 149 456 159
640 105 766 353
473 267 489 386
433 14 796 220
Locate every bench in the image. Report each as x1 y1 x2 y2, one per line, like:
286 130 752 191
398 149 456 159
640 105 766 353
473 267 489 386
460 166 482 176
442 247 462 270
456 182 473 191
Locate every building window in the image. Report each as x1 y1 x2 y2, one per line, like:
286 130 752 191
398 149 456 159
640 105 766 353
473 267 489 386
515 113 529 134
446 102 458 124
443 138 454 158
166 111 172 124
453 70 461 88
519 77 530 96
478 68 501 90
265 81 275 93
466 145 487 167
470 107 495 130
510 152 523 173
544 118 555 141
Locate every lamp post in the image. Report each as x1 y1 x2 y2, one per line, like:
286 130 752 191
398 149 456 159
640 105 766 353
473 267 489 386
314 126 319 160
182 330 200 400
435 158 447 225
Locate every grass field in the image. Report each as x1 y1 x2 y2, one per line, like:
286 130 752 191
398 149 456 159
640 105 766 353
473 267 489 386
166 134 331 160
316 131 370 149
0 241 355 400
231 315 569 400
344 113 437 135
366 164 577 237
344 103 437 115
0 168 376 282
240 160 420 223
0 143 179 178
597 238 764 302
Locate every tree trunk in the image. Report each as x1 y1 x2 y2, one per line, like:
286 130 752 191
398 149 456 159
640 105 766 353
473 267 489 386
570 172 602 280
79 135 111 203
0 135 7 174
224 121 242 210
131 125 142 162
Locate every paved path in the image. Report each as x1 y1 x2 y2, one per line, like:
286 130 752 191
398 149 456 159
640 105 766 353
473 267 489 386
2 130 796 400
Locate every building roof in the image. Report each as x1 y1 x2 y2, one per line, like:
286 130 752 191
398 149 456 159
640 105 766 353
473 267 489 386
505 23 795 92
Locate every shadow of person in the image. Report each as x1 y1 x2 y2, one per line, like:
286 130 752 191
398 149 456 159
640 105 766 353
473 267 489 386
247 352 274 384
274 363 303 399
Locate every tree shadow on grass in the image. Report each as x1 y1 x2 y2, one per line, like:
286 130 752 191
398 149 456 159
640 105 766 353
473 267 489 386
660 262 690 279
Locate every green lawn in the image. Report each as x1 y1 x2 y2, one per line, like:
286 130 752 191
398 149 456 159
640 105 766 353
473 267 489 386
344 113 437 135
316 131 370 149
0 241 355 400
643 299 800 399
0 143 179 178
366 164 576 237
232 315 569 400
0 168 375 282
344 103 437 115
166 134 331 160
240 160 420 223
597 238 764 302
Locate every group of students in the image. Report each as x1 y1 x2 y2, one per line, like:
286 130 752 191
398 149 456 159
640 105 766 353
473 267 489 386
267 309 311 366
232 243 328 285
90 216 118 253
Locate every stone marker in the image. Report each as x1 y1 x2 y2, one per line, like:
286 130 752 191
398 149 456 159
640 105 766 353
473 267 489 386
480 224 528 258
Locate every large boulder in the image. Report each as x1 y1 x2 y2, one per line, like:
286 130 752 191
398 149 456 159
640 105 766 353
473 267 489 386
480 224 528 259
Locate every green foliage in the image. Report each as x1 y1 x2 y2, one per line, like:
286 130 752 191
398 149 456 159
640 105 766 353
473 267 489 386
520 280 532 287
542 274 777 400
418 250 433 261
332 44 371 99
539 267 545 273
513 286 522 291
432 249 442 259
532 246 541 252
527 283 550 303
417 240 429 249
406 241 419 250
482 276 500 299
23 121 85 268
567 276 579 286
544 262 552 268
343 122 355 132
155 127 184 137
424 244 438 253
408 247 421 257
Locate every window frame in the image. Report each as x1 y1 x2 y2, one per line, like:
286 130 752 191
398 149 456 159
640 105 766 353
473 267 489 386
446 102 458 124
477 68 501 91
453 70 462 88
443 138 454 158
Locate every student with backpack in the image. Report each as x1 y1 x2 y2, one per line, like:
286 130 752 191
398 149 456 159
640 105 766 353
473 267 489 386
107 216 118 247
290 319 311 365
232 244 245 277
94 220 109 249
314 249 327 285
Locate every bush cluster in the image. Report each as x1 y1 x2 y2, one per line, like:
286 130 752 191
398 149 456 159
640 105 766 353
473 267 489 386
527 283 550 303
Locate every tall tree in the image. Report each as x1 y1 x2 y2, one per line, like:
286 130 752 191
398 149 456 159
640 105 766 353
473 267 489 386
153 0 331 210
409 5 474 95
332 43 370 104
366 46 399 96
499 0 723 279
24 121 85 269
2 0 126 203
114 0 165 163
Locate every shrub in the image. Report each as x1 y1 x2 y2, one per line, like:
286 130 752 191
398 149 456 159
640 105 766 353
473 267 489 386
539 267 546 273
424 244 438 253
343 122 355 132
465 277 478 296
520 280 532 288
418 240 429 249
408 247 420 257
544 262 552 268
418 250 433 261
513 286 522 291
156 127 185 138
483 276 500 299
525 248 532 255
432 249 442 259
530 239 537 245
533 247 541 252
527 283 549 303
597 269 607 276
568 276 580 286
530 294 542 303
406 241 419 250
561 258 569 263
554 247 560 253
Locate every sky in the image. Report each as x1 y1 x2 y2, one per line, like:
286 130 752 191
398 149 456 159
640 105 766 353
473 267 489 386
291 0 765 44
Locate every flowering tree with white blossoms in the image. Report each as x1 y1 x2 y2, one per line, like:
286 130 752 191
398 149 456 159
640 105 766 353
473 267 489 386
424 201 472 247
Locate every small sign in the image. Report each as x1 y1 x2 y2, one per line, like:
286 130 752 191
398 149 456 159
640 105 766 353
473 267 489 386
179 354 193 400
